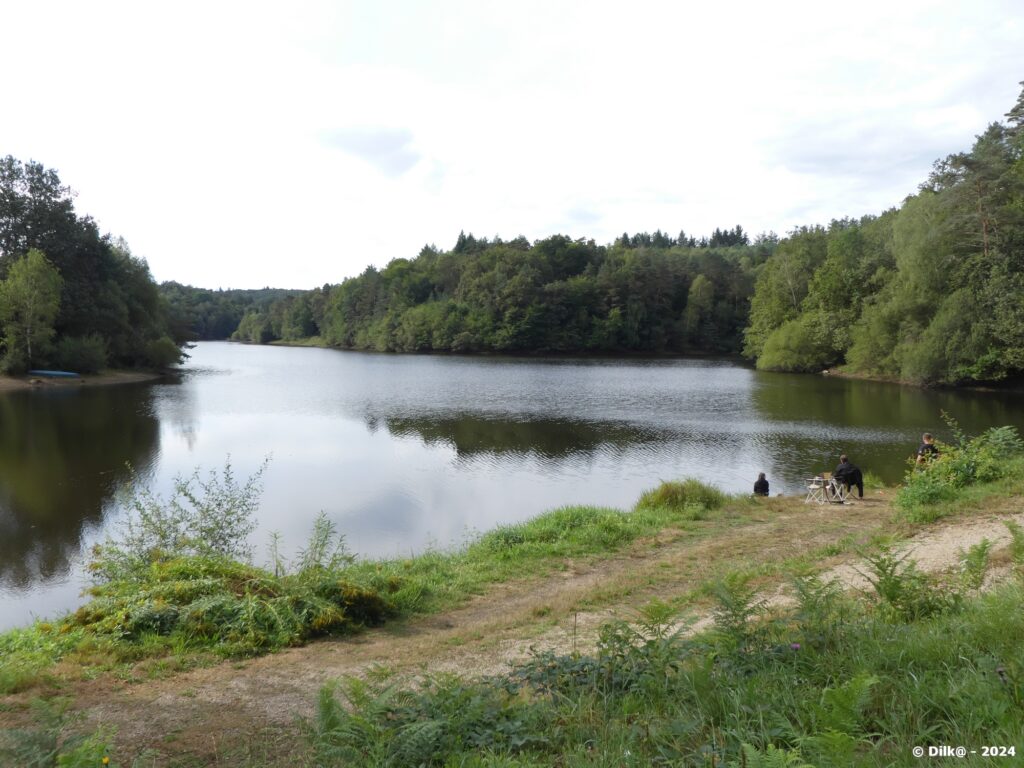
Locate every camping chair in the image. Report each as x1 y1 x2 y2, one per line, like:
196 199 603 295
822 472 852 504
804 476 826 504
825 476 849 503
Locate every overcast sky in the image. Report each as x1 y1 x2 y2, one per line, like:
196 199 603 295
2 1 1021 289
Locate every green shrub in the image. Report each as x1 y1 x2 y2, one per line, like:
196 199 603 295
635 478 727 515
896 419 1024 517
92 460 267 583
859 548 964 621
52 334 107 373
142 334 183 368
756 315 835 372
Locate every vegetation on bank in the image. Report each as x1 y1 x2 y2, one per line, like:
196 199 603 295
228 228 769 355
2 423 1024 764
0 472 739 697
745 84 1024 385
299 425 1022 767
0 157 184 374
309 559 1024 767
5 475 1024 767
197 85 1024 387
158 282 306 342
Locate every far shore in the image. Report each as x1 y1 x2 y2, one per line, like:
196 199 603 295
0 369 164 393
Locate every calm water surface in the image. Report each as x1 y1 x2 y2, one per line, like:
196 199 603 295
2 342 1022 629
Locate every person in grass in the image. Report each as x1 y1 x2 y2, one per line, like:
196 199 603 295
833 454 863 498
917 432 939 465
753 472 769 496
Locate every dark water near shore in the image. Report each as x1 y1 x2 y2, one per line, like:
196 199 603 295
2 341 1022 629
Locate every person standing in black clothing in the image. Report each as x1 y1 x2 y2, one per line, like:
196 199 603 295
754 472 769 496
917 433 939 465
833 454 863 498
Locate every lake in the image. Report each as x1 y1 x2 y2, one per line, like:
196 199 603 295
2 341 1022 630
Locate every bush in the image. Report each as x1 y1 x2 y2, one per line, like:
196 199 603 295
91 460 267 583
78 461 393 656
756 315 835 372
635 478 727 516
53 334 108 373
896 419 1024 516
142 334 183 368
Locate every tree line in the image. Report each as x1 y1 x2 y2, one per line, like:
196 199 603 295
217 84 1024 386
745 83 1024 385
0 157 182 374
228 233 774 354
9 83 1021 386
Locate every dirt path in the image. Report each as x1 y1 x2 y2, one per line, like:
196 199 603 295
4 495 1022 763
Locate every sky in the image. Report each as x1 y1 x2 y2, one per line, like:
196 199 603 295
2 1 1021 289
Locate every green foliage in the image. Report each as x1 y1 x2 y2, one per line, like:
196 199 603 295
141 335 183 369
68 553 390 656
0 698 119 767
306 568 1024 767
52 333 108 373
859 548 963 621
0 158 183 370
756 314 835 372
479 506 645 556
896 422 1024 518
746 85 1024 384
70 462 391 657
159 281 307 341
1006 521 1024 566
91 460 268 582
235 232 767 354
634 478 727 517
0 248 62 371
308 674 554 766
959 539 992 591
729 743 815 768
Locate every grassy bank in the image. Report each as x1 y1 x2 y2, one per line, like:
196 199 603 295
310 552 1024 767
0 480 738 696
2 427 1023 765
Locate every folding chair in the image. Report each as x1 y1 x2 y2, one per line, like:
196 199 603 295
825 476 849 504
804 477 826 504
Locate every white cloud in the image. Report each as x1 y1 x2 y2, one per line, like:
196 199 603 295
1 0 1020 287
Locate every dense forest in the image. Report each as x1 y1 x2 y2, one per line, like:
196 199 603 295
744 84 1024 384
0 157 183 373
229 227 775 354
220 84 1024 386
159 283 305 342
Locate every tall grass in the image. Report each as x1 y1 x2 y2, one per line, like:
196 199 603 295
309 550 1024 767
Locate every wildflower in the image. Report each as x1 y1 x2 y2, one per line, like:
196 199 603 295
790 642 801 651
103 758 110 765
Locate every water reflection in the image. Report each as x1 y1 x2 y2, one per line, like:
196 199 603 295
378 413 664 460
0 386 160 588
2 342 1023 631
749 374 1024 484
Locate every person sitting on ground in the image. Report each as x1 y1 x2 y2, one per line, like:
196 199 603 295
916 432 939 465
833 454 864 498
753 472 769 496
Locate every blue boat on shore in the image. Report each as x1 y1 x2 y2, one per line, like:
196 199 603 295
28 370 81 378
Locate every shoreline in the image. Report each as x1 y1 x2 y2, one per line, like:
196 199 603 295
0 369 164 393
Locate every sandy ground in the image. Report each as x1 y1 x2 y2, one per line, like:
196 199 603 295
0 370 163 392
1 493 1021 763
